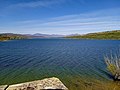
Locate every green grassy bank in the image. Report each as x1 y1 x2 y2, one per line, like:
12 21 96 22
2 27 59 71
66 30 120 40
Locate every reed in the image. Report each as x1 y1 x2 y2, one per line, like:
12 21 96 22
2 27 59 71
105 54 120 80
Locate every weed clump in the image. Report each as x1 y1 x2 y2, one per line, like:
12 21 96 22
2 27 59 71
105 54 120 81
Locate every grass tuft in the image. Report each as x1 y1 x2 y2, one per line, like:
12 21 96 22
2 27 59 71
104 54 120 80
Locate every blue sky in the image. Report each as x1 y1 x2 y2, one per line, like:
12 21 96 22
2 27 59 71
0 0 120 35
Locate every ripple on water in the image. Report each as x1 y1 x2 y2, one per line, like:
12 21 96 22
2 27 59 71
0 39 120 89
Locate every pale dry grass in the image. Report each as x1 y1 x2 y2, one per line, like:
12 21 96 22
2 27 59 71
104 54 120 80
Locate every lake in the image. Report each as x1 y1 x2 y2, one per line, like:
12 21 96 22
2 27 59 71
0 39 120 90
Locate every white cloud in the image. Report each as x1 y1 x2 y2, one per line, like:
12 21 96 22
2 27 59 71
6 0 65 9
0 8 120 34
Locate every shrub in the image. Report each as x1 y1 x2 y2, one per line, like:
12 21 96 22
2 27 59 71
104 54 120 80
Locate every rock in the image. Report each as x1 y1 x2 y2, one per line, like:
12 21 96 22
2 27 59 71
0 85 8 90
0 77 68 90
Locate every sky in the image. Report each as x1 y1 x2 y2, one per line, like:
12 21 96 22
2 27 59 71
0 0 120 35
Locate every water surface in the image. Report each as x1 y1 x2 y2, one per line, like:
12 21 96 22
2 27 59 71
0 39 120 90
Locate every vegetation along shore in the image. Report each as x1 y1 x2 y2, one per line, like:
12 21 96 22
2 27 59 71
0 33 28 41
1 30 120 41
66 30 120 40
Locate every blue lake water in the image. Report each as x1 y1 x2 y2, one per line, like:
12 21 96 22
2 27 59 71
0 39 120 89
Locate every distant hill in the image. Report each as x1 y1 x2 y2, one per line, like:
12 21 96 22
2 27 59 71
1 30 119 41
66 30 120 40
0 33 29 41
0 33 65 41
25 33 65 38
33 33 64 38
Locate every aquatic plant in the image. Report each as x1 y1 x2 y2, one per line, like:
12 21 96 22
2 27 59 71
105 54 120 80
